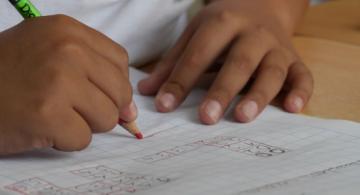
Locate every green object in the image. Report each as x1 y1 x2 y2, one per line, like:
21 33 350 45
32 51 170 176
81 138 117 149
8 0 41 18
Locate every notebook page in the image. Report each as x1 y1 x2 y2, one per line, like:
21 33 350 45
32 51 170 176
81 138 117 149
0 68 360 195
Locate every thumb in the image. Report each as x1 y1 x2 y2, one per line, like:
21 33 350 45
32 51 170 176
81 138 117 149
118 100 138 123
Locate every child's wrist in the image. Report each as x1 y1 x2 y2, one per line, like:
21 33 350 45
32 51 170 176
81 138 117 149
267 0 309 34
204 0 309 35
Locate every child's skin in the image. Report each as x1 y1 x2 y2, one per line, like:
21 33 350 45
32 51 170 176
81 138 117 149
0 0 313 155
138 0 313 124
0 16 136 154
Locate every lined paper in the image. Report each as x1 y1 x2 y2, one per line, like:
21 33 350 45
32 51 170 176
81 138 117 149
1 68 360 195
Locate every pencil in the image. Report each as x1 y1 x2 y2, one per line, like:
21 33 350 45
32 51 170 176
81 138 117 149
8 0 41 18
118 119 143 140
9 0 144 140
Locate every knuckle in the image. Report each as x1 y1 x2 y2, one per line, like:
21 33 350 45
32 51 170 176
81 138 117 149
269 48 297 67
184 53 203 69
31 77 68 125
42 64 68 90
210 88 233 104
163 80 187 97
251 25 276 45
118 46 129 64
32 97 57 125
111 46 129 73
251 90 269 106
263 65 287 79
51 14 78 26
279 48 297 63
253 25 268 34
52 37 84 57
230 56 254 74
215 10 237 25
251 25 268 38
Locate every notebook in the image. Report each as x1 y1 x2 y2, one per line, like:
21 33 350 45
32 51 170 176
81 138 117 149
1 68 360 195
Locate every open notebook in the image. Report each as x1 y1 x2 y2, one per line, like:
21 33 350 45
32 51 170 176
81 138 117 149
1 68 360 195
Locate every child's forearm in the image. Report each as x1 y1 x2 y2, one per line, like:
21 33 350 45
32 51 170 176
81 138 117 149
205 0 309 34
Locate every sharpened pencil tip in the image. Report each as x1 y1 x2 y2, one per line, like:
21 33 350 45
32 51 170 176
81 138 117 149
135 133 143 140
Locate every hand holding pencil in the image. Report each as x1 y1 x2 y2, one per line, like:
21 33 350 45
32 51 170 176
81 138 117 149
0 0 142 155
118 101 143 140
9 0 143 140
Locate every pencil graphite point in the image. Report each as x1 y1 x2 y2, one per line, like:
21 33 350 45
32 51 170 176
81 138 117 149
118 119 143 140
135 133 143 140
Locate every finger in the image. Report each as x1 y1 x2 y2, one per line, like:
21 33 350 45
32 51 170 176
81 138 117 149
80 47 134 120
72 80 119 133
0 130 38 155
81 28 129 75
155 18 239 112
52 108 92 152
118 100 138 123
54 15 130 73
138 15 202 95
283 62 314 113
198 35 273 124
234 49 292 123
51 40 135 125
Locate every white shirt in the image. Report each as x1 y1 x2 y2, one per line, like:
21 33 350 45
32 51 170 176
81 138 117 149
0 0 194 65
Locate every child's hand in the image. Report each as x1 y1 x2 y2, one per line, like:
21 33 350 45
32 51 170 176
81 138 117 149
138 0 313 124
0 15 135 155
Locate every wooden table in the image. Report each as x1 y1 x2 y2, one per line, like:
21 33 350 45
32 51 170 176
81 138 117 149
296 0 360 45
295 0 360 122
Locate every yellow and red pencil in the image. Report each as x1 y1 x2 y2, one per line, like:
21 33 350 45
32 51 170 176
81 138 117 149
119 119 143 140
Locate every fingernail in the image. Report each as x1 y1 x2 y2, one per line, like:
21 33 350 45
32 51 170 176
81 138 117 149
32 140 44 149
241 101 258 121
33 139 53 149
158 93 176 110
204 100 222 123
119 101 138 124
293 97 304 112
140 76 153 84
